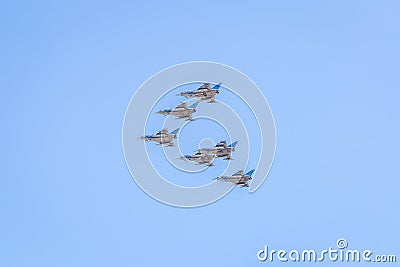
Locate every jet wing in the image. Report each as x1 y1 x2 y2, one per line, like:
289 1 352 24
232 170 244 176
198 159 214 166
226 177 241 185
199 95 216 102
176 115 193 121
237 177 249 187
216 141 228 147
158 128 169 135
159 141 174 146
196 147 211 153
176 102 188 109
197 83 212 91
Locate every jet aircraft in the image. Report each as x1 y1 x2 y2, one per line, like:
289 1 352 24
177 83 221 103
178 151 215 166
197 140 238 160
213 169 255 187
138 128 180 147
156 102 199 121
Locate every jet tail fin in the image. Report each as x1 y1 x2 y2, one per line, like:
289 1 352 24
212 83 222 89
170 128 180 135
245 169 255 176
189 102 199 109
228 141 238 148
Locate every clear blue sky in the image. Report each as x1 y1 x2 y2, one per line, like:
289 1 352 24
1 1 399 266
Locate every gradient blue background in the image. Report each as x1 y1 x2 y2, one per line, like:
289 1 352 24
1 1 399 266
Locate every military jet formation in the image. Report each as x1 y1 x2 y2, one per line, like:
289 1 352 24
137 82 255 188
139 82 221 146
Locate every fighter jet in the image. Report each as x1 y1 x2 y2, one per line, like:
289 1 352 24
156 102 199 121
177 83 221 103
213 169 255 187
196 140 238 160
178 151 215 167
138 128 180 147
